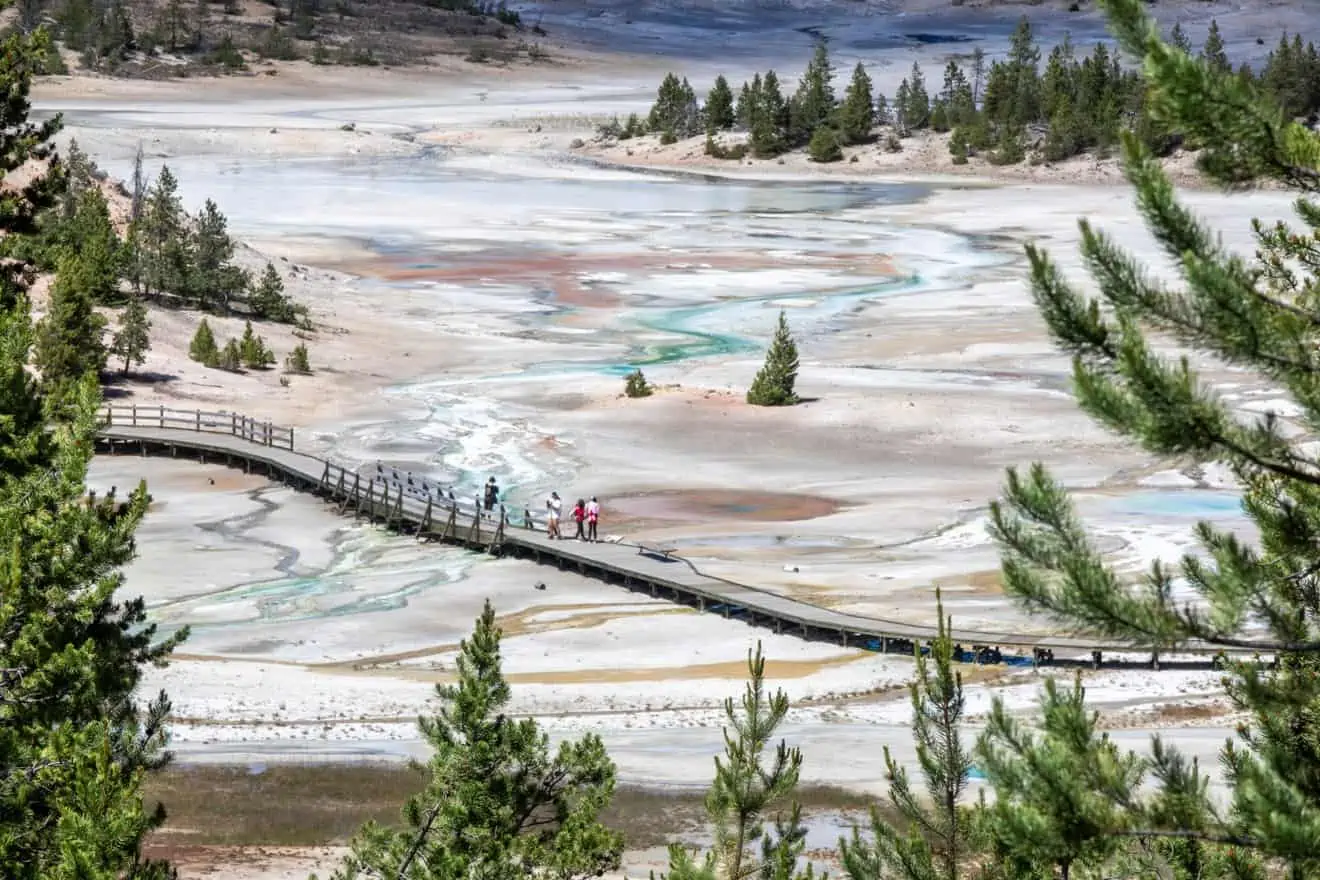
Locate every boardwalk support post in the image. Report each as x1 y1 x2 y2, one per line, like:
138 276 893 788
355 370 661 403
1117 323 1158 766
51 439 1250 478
443 505 457 541
488 505 506 554
1092 650 1102 670
422 498 433 537
1151 650 1160 671
361 480 374 521
469 509 481 546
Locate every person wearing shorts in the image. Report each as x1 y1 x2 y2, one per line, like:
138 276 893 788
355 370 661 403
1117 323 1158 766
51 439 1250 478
545 491 562 539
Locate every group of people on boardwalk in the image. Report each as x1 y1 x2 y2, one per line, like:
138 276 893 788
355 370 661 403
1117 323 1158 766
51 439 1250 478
544 491 601 542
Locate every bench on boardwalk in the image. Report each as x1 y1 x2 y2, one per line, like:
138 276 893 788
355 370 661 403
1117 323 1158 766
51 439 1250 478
637 543 678 562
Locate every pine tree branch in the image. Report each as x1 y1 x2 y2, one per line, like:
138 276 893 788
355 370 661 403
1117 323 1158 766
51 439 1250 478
395 798 445 880
1110 829 1257 846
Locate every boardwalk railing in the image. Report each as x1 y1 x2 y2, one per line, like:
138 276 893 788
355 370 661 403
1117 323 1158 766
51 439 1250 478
103 405 294 451
93 404 1252 669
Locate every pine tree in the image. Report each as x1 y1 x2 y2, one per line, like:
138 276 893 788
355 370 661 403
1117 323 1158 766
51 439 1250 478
985 0 1320 874
248 261 303 323
52 187 122 304
706 75 735 131
791 41 834 144
35 254 108 390
806 125 842 162
978 677 1143 879
840 594 974 880
190 198 247 312
750 71 787 157
239 320 274 369
285 341 311 374
650 73 700 139
658 643 814 880
949 126 970 164
217 336 242 371
140 164 190 298
971 47 987 105
0 23 185 876
736 79 756 129
112 295 151 375
188 317 218 365
1201 18 1229 73
333 600 623 880
746 310 800 407
1169 21 1191 54
905 62 931 130
839 62 875 144
624 368 652 398
874 93 891 127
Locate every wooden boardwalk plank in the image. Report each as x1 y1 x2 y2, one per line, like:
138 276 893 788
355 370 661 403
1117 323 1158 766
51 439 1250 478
94 405 1238 665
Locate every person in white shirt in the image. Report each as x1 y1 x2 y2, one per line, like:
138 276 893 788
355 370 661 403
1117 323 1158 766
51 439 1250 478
586 497 600 542
545 491 562 539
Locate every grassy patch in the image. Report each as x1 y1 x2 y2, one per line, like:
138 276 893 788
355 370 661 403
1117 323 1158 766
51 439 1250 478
143 765 880 853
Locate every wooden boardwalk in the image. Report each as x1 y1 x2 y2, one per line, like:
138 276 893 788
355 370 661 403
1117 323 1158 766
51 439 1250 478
96 404 1239 669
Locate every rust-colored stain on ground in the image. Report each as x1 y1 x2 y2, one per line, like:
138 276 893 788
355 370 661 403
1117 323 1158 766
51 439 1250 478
610 489 843 524
344 249 897 310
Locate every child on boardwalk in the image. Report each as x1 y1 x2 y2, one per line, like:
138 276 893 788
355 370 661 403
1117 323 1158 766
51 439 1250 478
572 498 587 540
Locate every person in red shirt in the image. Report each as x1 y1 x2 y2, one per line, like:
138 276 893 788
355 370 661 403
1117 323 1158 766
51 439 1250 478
571 498 587 541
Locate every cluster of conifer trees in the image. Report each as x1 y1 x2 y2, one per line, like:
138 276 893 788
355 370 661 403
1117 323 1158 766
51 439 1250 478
26 0 530 73
26 140 310 387
632 18 1320 167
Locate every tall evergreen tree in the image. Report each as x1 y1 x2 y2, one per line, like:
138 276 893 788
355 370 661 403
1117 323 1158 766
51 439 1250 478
189 198 246 312
1201 19 1229 73
986 0 1320 875
746 310 799 407
1169 21 1191 54
333 600 622 880
791 41 835 144
840 595 973 880
905 62 931 130
658 643 814 880
127 142 146 295
35 252 108 389
140 164 189 298
0 18 185 877
750 71 787 157
839 62 875 144
706 74 736 132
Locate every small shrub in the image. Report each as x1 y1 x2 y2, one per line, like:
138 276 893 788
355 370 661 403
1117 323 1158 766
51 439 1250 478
466 46 491 63
624 369 652 398
807 126 843 163
39 43 69 75
207 35 247 70
659 128 678 146
258 26 300 61
286 343 312 374
311 42 332 65
189 319 219 365
883 133 903 153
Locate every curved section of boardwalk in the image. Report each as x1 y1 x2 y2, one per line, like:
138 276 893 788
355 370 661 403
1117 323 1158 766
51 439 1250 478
96 405 1236 668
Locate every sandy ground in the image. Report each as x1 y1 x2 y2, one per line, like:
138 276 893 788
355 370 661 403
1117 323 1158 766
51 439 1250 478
33 0 1320 875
